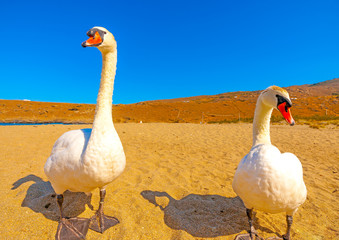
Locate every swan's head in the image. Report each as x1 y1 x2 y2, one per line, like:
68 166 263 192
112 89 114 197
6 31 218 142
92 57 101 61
260 86 295 126
81 27 116 52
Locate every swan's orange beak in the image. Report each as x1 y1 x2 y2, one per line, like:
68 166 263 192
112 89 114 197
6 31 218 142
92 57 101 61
82 31 103 48
278 102 295 126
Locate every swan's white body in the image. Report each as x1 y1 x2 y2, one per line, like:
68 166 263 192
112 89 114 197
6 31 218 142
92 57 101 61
44 27 126 195
233 144 306 215
232 87 307 216
44 127 125 194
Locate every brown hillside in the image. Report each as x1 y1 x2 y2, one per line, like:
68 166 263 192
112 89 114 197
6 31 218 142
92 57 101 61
0 78 338 124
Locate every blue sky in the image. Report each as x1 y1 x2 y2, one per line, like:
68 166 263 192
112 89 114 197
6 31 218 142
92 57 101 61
1 1 338 104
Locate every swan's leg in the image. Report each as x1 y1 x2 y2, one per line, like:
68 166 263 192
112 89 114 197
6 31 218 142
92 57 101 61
55 194 90 240
234 208 263 240
89 189 119 234
266 215 293 240
282 215 293 240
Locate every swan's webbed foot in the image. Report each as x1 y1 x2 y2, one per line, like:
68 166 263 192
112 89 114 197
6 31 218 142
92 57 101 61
89 189 119 234
234 234 257 240
89 211 119 233
234 227 264 240
55 217 90 240
235 208 264 240
55 194 90 240
234 234 253 240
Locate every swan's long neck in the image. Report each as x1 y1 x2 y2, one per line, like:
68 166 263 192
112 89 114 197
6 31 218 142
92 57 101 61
91 49 117 130
84 48 117 158
252 97 273 146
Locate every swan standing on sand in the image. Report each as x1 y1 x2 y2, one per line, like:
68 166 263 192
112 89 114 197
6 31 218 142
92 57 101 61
44 27 126 239
232 86 307 240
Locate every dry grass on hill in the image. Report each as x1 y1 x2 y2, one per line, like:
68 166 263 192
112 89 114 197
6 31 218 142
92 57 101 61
1 79 339 126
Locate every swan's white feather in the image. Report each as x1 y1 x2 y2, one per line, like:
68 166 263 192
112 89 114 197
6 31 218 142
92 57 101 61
44 128 125 194
233 144 307 215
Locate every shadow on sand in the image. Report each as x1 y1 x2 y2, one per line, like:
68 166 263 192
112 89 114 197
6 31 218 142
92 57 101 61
141 190 274 238
11 174 93 221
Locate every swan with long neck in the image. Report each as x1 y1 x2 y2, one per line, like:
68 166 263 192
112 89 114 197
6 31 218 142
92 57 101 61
44 27 125 239
232 86 307 240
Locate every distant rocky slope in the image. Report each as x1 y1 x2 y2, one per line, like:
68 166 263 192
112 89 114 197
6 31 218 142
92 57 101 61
1 78 338 124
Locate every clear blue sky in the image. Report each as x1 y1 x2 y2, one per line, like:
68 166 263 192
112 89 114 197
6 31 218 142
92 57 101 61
1 1 338 104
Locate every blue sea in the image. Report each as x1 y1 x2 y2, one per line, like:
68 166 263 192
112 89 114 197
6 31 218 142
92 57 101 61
0 122 76 126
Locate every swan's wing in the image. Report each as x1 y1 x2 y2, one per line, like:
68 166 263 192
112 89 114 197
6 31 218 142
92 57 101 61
49 129 91 157
232 144 281 196
44 129 91 193
281 152 307 206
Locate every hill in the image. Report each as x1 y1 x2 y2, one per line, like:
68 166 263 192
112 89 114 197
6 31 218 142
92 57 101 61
0 78 338 124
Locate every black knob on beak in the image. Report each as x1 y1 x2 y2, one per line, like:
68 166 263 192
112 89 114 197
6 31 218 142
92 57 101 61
87 29 96 37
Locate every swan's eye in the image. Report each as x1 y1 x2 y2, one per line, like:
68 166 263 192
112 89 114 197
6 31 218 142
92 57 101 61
276 94 292 108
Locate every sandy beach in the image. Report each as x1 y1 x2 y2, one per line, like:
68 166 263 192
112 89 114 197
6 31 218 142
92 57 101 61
0 123 338 239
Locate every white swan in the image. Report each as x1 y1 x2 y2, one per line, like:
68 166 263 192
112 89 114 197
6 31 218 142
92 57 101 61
232 86 307 240
44 27 126 239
